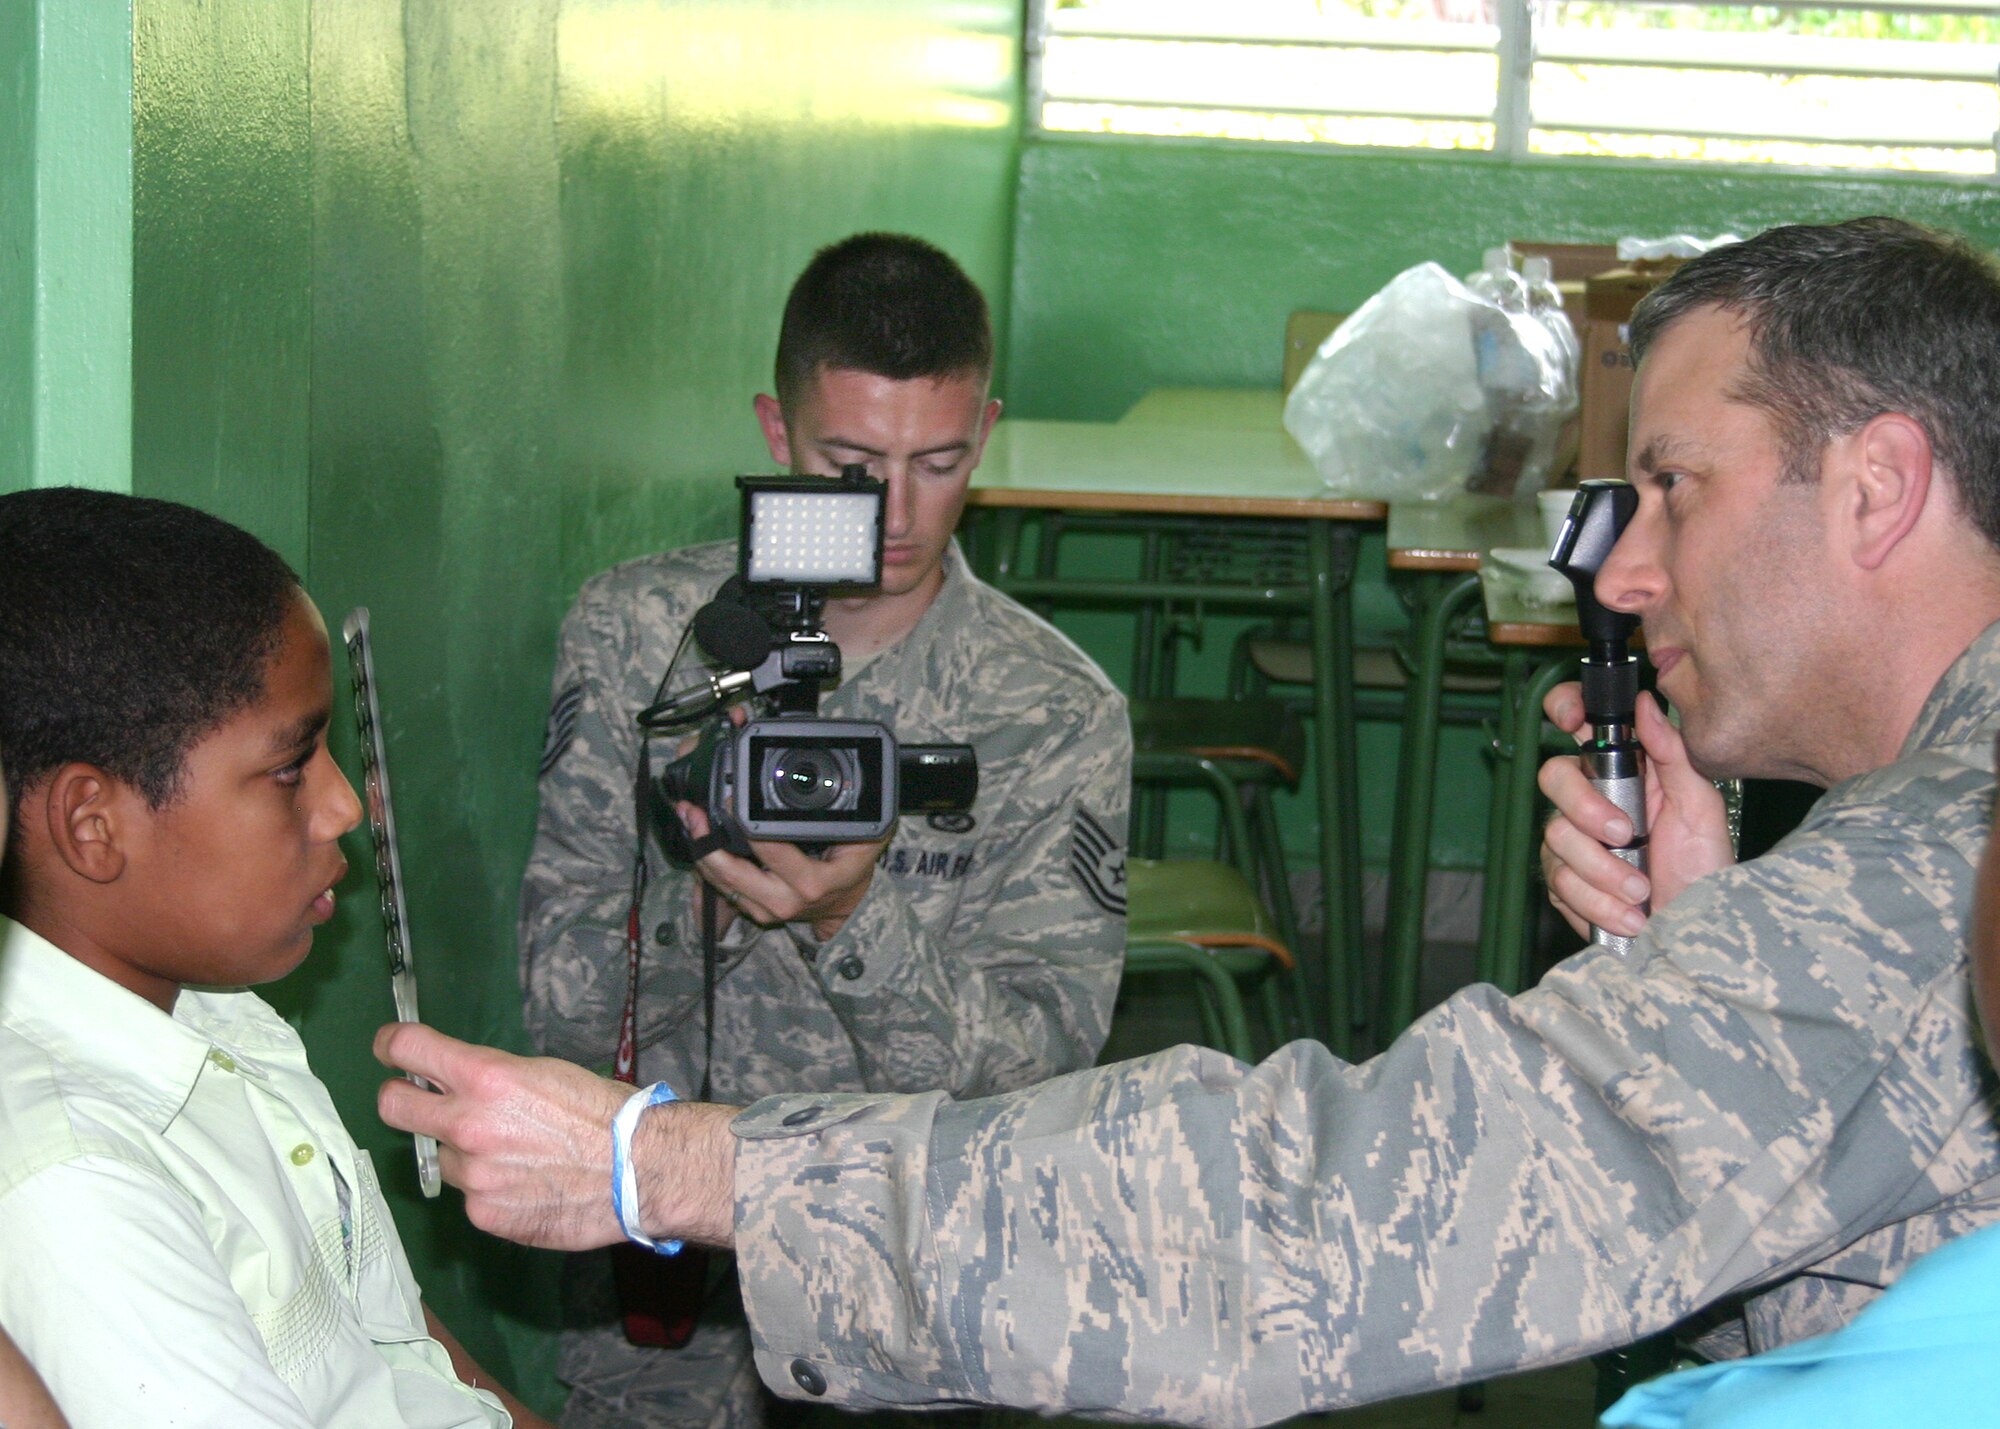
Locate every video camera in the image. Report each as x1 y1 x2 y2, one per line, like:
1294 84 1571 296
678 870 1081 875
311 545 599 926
641 468 978 864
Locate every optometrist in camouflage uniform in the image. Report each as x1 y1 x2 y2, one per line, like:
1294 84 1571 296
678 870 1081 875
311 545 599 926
520 235 1128 1428
727 616 2000 1421
643 216 2000 1421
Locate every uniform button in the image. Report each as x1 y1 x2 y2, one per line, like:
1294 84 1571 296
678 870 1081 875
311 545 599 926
836 956 865 981
207 1050 236 1073
289 1143 316 1166
789 1360 827 1396
654 922 673 946
781 1105 823 1127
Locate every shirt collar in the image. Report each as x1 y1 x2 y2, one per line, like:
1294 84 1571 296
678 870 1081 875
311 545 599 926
845 540 979 738
1900 617 2000 758
0 917 229 1133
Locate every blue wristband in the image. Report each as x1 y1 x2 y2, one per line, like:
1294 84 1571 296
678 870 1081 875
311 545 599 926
611 1081 683 1256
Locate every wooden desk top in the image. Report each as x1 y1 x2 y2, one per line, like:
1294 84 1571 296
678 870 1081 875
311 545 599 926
967 412 1385 521
1387 496 1547 572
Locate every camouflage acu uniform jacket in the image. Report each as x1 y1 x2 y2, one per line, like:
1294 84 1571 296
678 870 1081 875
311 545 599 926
728 621 2000 1425
521 541 1129 1103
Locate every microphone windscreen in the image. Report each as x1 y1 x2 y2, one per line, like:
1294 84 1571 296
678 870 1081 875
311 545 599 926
692 596 774 670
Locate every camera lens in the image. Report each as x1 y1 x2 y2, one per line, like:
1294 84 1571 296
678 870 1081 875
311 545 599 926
761 745 859 813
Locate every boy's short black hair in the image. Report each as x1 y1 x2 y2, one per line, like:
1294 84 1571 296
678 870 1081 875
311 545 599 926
773 232 992 409
0 488 300 824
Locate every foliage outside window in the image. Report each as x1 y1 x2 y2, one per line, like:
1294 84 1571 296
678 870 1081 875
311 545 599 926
1033 0 2000 177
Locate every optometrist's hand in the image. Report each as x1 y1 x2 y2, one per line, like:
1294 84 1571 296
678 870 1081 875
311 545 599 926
375 1023 739 1252
1538 686 1735 940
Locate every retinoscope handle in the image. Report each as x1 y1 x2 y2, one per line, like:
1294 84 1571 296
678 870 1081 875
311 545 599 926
1548 481 1649 955
1581 724 1649 956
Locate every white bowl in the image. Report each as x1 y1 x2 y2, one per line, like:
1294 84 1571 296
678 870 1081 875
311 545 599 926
1487 546 1576 607
1537 488 1578 554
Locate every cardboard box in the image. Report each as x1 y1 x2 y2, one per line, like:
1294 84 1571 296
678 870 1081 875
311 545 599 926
1578 260 1683 480
1510 241 1617 336
1509 241 1621 283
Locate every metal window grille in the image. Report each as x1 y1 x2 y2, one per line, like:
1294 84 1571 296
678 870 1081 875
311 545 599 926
1031 0 2000 177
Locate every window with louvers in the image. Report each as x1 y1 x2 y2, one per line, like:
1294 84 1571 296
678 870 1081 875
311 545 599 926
1031 0 2000 177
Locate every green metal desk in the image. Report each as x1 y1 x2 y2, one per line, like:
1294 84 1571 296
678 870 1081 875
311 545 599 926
1476 570 1595 998
1118 387 1289 430
966 399 1384 1055
1378 497 1545 1036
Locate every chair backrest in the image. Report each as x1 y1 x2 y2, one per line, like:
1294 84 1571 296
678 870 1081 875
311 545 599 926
1282 310 1347 394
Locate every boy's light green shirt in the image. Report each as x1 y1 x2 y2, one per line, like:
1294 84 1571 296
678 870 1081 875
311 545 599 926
0 917 508 1429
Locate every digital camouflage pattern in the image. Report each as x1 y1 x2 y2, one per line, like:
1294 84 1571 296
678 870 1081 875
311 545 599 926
521 539 1129 1425
729 621 2000 1427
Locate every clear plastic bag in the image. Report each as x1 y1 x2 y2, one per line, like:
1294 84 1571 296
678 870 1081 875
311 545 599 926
1283 259 1579 502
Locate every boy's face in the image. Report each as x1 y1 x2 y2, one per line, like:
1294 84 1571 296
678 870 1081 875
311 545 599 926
102 591 361 1003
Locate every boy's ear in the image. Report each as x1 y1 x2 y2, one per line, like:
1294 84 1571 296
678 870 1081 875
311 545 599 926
39 765 130 885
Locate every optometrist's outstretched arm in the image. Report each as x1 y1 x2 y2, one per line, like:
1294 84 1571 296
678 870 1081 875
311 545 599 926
375 1023 738 1253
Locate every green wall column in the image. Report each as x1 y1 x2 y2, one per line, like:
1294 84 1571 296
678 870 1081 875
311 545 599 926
0 0 134 494
132 0 310 566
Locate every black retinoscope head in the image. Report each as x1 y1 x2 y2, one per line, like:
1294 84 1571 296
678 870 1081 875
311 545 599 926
1548 480 1641 726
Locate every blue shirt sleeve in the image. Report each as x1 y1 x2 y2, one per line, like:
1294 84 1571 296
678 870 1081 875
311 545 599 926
1601 1221 2000 1429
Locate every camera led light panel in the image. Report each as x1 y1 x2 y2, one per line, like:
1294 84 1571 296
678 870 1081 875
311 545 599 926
744 488 883 585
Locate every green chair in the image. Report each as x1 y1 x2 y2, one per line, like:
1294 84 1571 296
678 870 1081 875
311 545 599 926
971 501 1363 1053
1221 597 1510 1047
1124 856 1299 1063
1130 701 1306 962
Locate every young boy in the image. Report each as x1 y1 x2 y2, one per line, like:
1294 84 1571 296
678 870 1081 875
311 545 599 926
0 488 549 1429
0 753 68 1429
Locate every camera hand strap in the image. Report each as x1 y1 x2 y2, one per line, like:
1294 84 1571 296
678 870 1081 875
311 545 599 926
698 883 718 1103
617 746 654 1086
627 738 722 1100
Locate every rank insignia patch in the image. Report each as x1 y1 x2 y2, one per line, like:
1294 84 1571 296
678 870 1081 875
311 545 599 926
1070 807 1127 917
539 682 584 777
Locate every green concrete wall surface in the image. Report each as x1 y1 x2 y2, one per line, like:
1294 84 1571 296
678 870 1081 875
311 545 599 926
1004 136 2000 869
122 0 1021 1413
9 0 2000 1412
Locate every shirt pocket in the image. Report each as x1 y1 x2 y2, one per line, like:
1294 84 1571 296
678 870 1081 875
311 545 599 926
349 1148 429 1341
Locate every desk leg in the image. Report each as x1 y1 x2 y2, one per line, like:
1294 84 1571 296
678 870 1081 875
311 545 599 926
985 509 1025 582
1309 523 1362 1058
1379 572 1483 1040
1477 653 1576 994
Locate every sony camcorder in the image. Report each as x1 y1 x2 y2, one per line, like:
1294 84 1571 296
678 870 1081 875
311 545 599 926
642 469 977 863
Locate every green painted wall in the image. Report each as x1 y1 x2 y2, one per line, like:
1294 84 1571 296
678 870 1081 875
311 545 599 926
133 0 310 555
1 1 134 495
122 0 1024 1413
1008 136 2000 419
1007 136 2000 872
0 0 32 491
555 0 1025 596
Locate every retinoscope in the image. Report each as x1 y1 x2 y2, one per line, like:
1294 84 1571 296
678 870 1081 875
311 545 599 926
1548 479 1648 955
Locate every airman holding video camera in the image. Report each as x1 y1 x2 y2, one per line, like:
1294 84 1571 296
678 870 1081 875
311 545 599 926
519 233 1130 1429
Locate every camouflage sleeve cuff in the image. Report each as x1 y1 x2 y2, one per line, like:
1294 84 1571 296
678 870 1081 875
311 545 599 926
731 1089 974 1409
